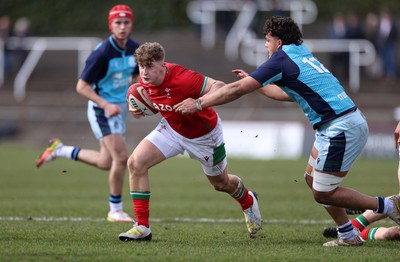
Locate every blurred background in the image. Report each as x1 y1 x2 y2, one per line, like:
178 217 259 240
0 0 399 159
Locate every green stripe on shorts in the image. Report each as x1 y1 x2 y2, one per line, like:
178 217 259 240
213 143 226 166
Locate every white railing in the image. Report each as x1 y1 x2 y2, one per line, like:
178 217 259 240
0 36 101 102
187 0 374 93
187 0 318 57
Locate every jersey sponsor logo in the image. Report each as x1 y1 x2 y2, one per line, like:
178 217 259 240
153 103 174 112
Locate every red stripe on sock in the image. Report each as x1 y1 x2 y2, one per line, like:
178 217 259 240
133 199 150 227
235 188 253 211
360 228 370 241
351 219 365 231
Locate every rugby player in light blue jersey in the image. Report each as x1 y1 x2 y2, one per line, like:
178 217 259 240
36 5 139 223
175 16 400 247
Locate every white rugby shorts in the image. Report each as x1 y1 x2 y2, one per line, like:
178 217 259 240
145 117 227 176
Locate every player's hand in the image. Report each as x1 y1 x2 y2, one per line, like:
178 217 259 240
104 103 122 117
128 103 145 118
174 98 198 115
232 69 249 79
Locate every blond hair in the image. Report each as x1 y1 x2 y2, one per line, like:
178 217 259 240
134 42 165 66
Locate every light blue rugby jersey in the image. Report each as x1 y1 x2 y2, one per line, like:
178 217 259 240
250 43 356 129
80 36 139 103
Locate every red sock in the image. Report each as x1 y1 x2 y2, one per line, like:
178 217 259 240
235 188 253 211
360 228 370 241
351 219 365 231
133 199 150 227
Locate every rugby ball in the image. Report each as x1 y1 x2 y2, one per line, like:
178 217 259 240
127 83 158 115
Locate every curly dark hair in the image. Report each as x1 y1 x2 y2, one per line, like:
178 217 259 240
263 16 303 45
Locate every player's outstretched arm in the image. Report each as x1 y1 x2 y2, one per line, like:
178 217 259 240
203 77 225 95
258 84 294 102
174 76 260 114
232 69 293 102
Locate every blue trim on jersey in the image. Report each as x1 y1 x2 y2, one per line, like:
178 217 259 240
80 36 139 103
262 72 282 84
250 44 356 129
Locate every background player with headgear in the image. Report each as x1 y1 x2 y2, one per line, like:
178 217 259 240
35 4 140 222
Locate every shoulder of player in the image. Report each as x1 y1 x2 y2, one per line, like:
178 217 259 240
166 62 200 74
126 38 140 52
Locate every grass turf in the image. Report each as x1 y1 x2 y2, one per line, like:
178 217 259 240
0 144 399 261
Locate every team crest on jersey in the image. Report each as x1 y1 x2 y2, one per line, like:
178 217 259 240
157 124 167 133
128 56 136 67
113 72 122 79
165 88 171 98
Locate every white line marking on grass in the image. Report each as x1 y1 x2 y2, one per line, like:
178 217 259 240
0 216 333 224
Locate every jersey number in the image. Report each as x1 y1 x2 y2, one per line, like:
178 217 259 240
302 57 330 73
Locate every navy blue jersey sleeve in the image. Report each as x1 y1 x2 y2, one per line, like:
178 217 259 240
249 51 287 86
80 43 108 84
126 39 140 76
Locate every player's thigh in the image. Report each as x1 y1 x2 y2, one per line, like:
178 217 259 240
131 122 183 170
144 120 185 159
129 138 166 170
314 113 368 172
306 146 318 175
87 101 127 140
102 133 128 161
184 120 227 176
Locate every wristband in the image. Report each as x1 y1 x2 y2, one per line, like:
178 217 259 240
195 99 203 111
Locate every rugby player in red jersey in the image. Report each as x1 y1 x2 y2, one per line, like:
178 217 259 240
118 42 262 241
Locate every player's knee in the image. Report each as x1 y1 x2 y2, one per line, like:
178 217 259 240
312 171 343 204
212 179 231 192
127 154 143 176
312 191 333 204
213 184 225 192
97 159 112 170
115 153 128 167
211 177 231 192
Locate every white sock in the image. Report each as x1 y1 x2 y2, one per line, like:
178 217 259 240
383 198 394 215
109 201 123 213
337 221 355 240
55 145 75 159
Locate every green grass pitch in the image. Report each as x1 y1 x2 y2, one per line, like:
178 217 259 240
0 144 399 261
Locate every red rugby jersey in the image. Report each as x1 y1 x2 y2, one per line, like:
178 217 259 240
140 63 218 139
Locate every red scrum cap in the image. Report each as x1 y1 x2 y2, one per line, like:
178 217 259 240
108 5 134 30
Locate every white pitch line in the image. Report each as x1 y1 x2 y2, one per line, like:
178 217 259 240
0 216 332 224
